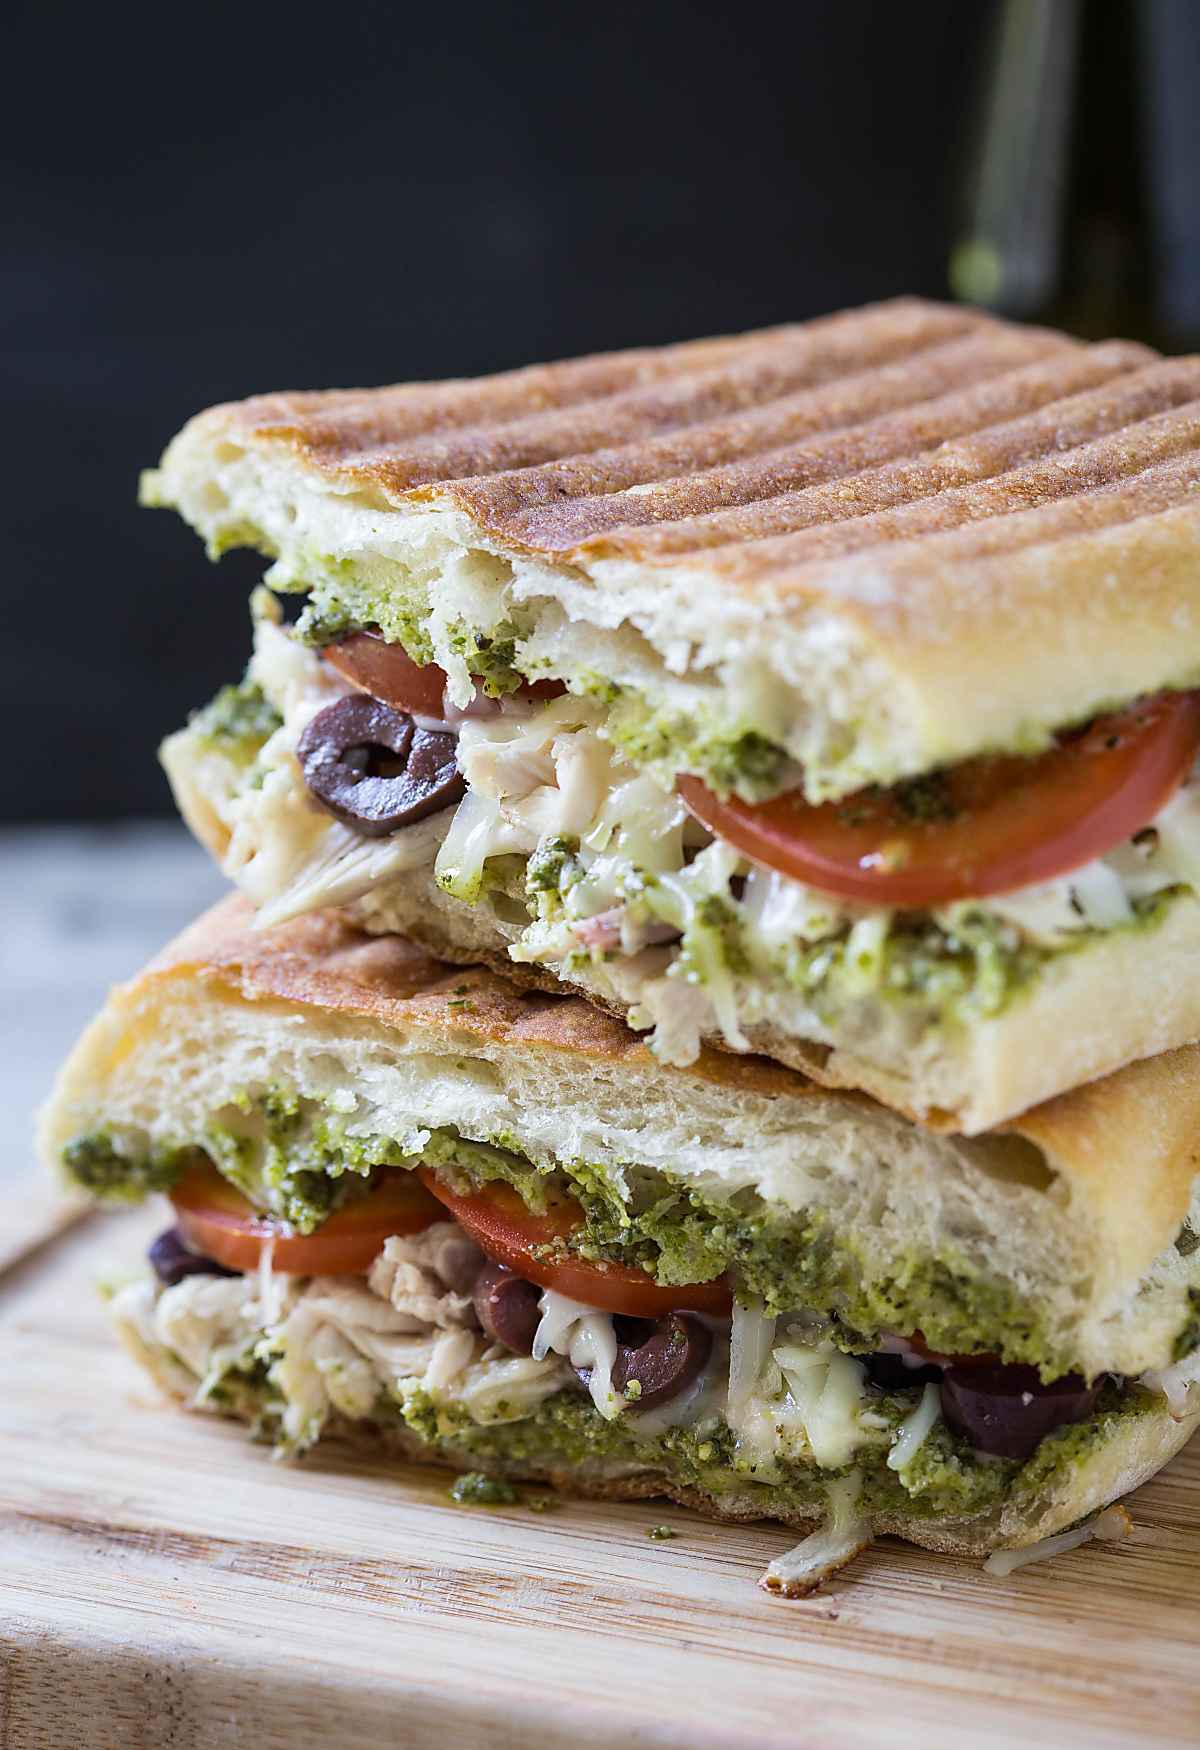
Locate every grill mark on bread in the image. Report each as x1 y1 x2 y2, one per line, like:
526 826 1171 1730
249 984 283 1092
179 301 1200 596
752 444 1200 606
236 298 981 461
540 350 1189 561
679 393 1200 593
347 326 1069 495
150 299 1200 805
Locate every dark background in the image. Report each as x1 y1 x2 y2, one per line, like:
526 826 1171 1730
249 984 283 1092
6 0 1199 821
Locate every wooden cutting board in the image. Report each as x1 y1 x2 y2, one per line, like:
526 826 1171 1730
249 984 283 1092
3 1205 1199 1750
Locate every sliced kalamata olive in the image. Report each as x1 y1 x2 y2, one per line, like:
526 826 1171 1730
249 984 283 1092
612 1313 657 1349
472 1260 542 1355
611 1313 712 1410
148 1226 238 1288
862 1351 943 1393
940 1363 1101 1462
296 696 465 836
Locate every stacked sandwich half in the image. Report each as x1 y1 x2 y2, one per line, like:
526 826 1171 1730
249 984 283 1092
43 298 1200 1589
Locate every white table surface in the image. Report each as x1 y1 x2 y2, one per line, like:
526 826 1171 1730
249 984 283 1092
0 822 225 1189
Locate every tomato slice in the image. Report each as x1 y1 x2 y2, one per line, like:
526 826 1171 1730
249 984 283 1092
905 1331 999 1369
323 632 450 717
680 692 1200 909
323 630 565 716
417 1169 733 1317
170 1161 442 1275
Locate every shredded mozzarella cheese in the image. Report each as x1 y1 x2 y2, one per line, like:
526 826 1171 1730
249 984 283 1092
983 1504 1133 1577
257 1233 281 1325
1141 1345 1200 1419
886 1382 942 1471
728 1297 778 1415
771 1343 873 1468
532 1289 622 1419
759 1474 873 1597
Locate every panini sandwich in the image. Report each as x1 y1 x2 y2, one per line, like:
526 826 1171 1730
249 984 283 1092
40 900 1200 1585
145 298 1200 1132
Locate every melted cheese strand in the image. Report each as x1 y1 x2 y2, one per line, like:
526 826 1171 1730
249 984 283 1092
983 1504 1133 1577
1141 1344 1200 1419
532 1289 622 1420
887 1382 942 1471
759 1474 873 1597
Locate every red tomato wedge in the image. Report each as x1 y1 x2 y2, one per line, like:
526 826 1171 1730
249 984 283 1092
417 1169 733 1317
679 692 1200 909
323 632 449 716
170 1161 442 1275
323 630 566 716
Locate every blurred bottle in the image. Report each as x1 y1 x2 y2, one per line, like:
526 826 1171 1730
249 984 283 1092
951 0 1200 349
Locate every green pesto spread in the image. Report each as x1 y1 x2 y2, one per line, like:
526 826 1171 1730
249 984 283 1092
419 1130 1072 1374
65 1092 1197 1377
1172 1288 1200 1362
201 1087 416 1231
404 1378 1156 1524
184 678 282 764
589 687 791 802
62 1133 192 1202
210 1362 1157 1528
63 1090 418 1233
514 820 1043 1029
447 1470 519 1506
519 826 1186 1034
274 569 791 797
290 567 531 700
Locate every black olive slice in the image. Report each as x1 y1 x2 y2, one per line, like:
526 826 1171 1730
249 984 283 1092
147 1226 239 1288
472 1260 542 1355
297 695 465 836
611 1313 712 1410
940 1363 1101 1461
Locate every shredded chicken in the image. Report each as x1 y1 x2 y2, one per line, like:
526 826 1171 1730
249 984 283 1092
366 1221 483 1325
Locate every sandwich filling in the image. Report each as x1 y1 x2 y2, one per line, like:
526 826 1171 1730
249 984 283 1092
102 1144 1195 1545
68 1071 1200 1380
162 595 1200 1079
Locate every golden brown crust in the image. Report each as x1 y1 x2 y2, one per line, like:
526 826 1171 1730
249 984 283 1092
172 301 1183 576
149 894 849 1105
160 298 1200 662
194 299 1000 494
1010 1047 1200 1296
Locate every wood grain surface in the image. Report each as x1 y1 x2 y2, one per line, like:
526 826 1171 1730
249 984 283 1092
3 1205 1199 1750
